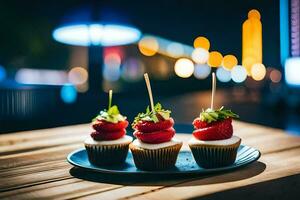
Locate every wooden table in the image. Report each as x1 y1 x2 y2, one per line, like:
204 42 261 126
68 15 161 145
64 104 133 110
1 121 300 200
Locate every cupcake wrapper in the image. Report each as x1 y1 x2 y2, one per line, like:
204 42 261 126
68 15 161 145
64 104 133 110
189 141 241 169
85 143 129 166
130 143 182 171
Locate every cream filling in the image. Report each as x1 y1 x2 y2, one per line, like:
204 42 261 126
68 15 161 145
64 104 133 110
84 135 133 145
132 138 182 150
188 135 241 146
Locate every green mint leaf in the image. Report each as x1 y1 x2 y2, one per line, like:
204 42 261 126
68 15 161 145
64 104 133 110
107 105 120 115
199 107 239 123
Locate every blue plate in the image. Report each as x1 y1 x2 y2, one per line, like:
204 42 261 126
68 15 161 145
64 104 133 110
67 145 260 175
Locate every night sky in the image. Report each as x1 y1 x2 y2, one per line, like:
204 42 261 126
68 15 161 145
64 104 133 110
0 0 280 70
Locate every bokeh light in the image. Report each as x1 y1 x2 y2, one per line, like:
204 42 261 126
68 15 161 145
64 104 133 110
174 58 194 78
216 67 231 82
251 63 266 81
207 51 223 67
231 65 247 83
53 24 141 46
103 53 122 81
222 55 238 70
166 42 184 57
138 36 159 56
68 67 88 85
191 48 209 64
121 57 145 82
194 64 211 79
270 69 282 83
248 9 261 19
0 65 6 82
193 36 210 50
60 84 77 104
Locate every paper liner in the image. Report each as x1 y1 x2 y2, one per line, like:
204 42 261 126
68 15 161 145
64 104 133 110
129 143 182 171
189 139 241 168
85 143 129 166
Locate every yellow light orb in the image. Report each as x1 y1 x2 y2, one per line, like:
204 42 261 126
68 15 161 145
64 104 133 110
193 36 210 50
248 9 261 20
174 58 194 78
207 51 223 67
138 36 159 56
222 55 238 70
251 63 266 81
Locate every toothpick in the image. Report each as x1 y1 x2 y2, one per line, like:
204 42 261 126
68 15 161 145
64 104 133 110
108 89 113 109
144 73 155 113
210 72 216 110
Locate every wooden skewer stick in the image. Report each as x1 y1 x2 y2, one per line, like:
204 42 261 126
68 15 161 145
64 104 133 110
210 72 216 110
144 73 155 113
108 89 113 109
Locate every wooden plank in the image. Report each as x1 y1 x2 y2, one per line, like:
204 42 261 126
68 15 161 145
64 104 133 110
0 143 82 170
0 124 90 146
75 147 300 200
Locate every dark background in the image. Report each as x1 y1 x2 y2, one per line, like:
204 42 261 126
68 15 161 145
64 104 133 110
1 0 297 134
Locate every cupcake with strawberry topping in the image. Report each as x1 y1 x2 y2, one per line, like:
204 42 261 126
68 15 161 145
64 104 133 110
129 74 182 170
84 90 132 166
189 73 241 168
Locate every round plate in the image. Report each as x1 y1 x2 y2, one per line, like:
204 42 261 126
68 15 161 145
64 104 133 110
67 145 260 174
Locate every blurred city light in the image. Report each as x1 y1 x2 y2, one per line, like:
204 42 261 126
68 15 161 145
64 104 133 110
222 55 238 70
194 64 211 79
193 36 210 50
285 57 300 86
0 65 6 82
68 67 88 85
251 63 266 81
15 68 68 85
174 58 194 78
216 67 231 82
191 48 209 64
242 9 262 73
166 42 184 58
103 53 122 81
121 57 145 82
60 84 77 104
208 51 223 67
53 24 141 46
231 65 247 83
138 36 159 56
270 69 282 83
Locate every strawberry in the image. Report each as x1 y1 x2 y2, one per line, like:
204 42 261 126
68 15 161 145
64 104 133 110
193 118 233 140
92 119 128 132
133 127 175 144
134 118 174 133
193 117 209 129
91 129 126 141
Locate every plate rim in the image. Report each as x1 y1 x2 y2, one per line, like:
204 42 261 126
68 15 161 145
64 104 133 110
67 145 261 175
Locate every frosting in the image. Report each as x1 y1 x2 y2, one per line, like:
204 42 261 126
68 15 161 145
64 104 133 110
84 135 133 145
132 138 182 150
188 135 241 146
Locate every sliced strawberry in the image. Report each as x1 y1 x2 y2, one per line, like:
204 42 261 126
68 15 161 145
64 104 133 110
193 117 209 129
91 129 126 141
134 118 174 133
92 120 128 132
193 118 233 140
133 127 175 144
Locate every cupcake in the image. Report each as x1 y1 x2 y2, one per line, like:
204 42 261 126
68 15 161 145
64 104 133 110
130 103 182 170
189 72 241 168
189 107 241 168
84 90 132 166
129 73 182 170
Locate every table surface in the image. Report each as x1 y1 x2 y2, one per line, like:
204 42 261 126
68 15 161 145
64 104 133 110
1 121 300 200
